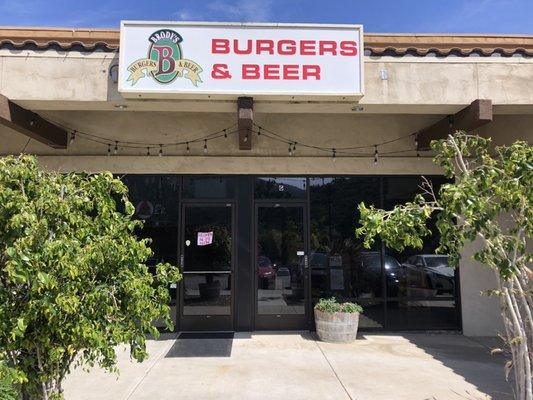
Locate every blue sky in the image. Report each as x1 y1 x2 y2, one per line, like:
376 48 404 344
1 0 533 34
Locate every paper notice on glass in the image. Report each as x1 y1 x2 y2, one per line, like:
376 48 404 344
197 231 213 246
330 269 344 290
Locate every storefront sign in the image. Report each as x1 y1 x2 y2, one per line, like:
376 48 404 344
197 231 213 246
119 21 364 99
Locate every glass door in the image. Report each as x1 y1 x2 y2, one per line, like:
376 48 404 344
180 203 234 331
255 203 309 330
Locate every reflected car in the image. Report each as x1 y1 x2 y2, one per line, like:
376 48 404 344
257 256 276 279
402 255 454 294
353 251 403 297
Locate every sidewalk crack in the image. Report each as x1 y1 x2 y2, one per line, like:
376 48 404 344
125 333 179 400
313 337 354 400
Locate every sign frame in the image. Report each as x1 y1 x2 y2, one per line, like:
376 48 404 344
118 20 364 101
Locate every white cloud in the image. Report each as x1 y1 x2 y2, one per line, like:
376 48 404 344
173 0 274 22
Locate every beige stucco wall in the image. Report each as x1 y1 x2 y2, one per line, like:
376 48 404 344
0 47 531 336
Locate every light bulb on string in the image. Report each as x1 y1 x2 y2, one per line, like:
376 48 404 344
223 129 227 139
257 127 261 136
203 139 208 154
69 131 76 145
107 144 111 156
374 145 379 165
186 142 190 154
159 144 163 157
114 141 118 155
146 147 151 156
292 142 297 153
332 149 336 162
288 143 293 156
243 132 248 142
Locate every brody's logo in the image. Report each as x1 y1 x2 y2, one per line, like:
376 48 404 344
127 29 203 87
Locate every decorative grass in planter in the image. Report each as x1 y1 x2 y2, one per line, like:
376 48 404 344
314 298 363 343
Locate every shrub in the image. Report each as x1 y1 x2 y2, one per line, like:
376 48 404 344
315 297 363 314
0 362 21 400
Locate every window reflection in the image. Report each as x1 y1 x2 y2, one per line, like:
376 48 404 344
383 176 456 303
386 300 458 330
257 206 305 315
309 176 459 330
121 175 180 328
309 177 381 301
255 177 307 199
183 273 231 315
183 177 235 199
182 205 233 317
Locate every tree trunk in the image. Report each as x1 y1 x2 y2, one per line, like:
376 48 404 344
498 272 533 400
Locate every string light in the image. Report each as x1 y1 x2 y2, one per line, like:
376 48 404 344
448 116 454 129
37 115 425 159
332 148 336 162
243 132 248 142
107 144 111 156
69 131 76 145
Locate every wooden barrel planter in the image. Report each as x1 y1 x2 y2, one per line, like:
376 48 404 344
314 298 362 343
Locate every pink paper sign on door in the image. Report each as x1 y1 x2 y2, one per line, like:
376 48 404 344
197 231 213 246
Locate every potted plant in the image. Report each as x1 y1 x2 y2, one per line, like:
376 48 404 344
314 297 363 343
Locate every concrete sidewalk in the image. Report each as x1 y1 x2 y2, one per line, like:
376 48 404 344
63 332 512 400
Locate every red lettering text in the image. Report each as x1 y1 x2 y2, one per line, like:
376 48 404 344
300 40 316 55
242 64 260 79
212 38 230 54
303 65 321 80
234 39 252 55
319 40 337 56
340 41 358 56
256 40 275 55
264 64 280 80
283 65 299 80
277 40 297 55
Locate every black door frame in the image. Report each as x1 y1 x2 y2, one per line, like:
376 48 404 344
178 201 236 332
253 201 312 330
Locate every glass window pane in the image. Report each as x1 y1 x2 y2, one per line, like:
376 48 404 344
386 299 459 330
257 206 305 315
309 177 381 303
255 177 307 199
121 175 180 328
183 177 235 199
183 273 231 315
383 176 456 300
183 206 232 272
358 300 385 329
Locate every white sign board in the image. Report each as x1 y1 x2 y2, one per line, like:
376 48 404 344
119 21 364 100
197 231 213 246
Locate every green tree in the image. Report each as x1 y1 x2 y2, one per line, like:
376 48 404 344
0 155 181 400
356 133 532 400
